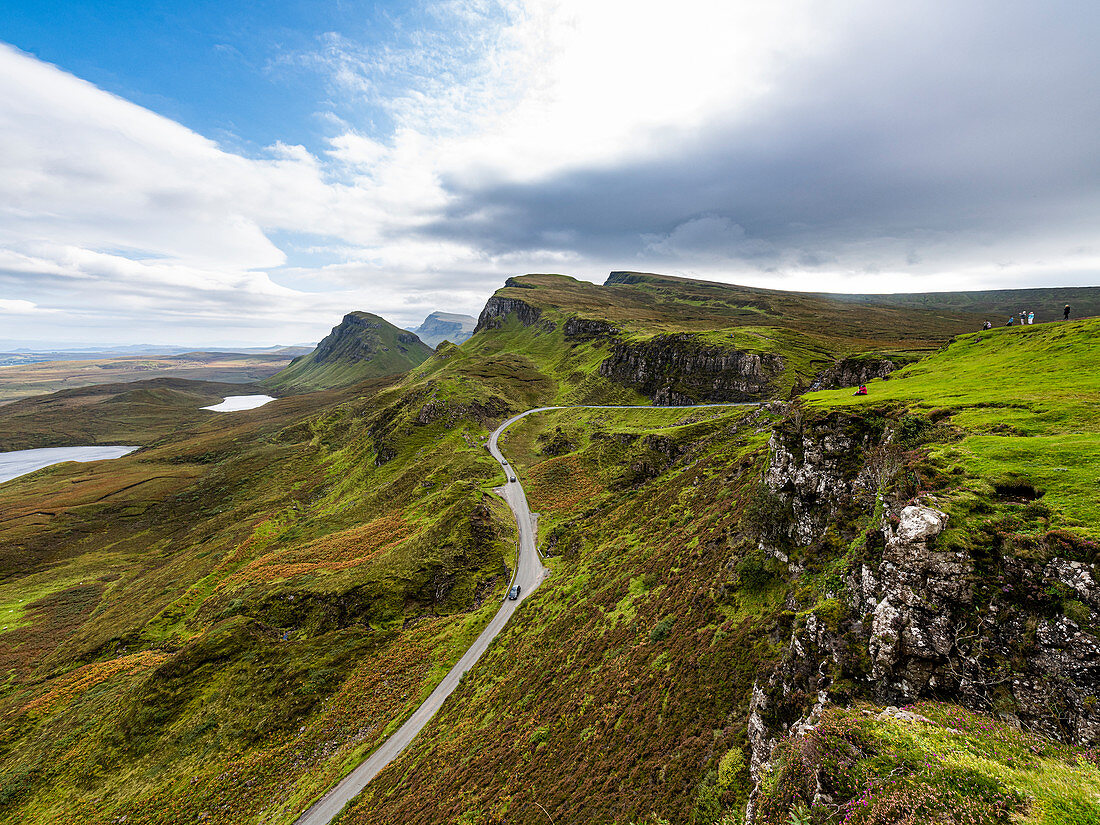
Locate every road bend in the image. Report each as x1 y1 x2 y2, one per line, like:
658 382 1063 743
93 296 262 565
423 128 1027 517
292 403 757 825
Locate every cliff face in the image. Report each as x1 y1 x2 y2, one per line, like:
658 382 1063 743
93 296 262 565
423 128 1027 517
598 334 785 405
412 311 477 348
745 410 1100 818
473 296 543 333
809 356 899 390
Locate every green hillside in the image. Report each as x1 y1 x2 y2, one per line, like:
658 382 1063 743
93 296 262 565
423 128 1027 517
464 272 1100 402
263 311 433 393
0 377 266 451
1 273 1098 825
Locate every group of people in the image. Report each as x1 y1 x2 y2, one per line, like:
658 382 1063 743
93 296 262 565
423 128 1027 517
981 304 1072 330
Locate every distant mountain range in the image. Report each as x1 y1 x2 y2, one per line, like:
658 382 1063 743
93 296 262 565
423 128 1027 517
409 310 477 348
0 344 312 367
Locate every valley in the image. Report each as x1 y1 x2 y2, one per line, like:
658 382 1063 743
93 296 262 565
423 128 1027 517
0 351 303 405
1 273 1098 825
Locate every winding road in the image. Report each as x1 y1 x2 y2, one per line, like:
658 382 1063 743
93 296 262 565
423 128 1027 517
292 403 755 825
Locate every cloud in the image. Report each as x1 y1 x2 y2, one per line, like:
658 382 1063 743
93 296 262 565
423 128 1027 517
2 0 1100 345
421 0 1100 286
0 298 49 314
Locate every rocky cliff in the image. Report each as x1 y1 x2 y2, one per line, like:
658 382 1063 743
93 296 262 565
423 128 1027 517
743 408 1100 819
473 291 544 334
412 311 477 348
599 334 785 405
808 355 900 390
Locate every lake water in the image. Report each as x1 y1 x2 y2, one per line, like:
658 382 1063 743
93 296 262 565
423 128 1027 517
201 395 276 412
0 446 140 485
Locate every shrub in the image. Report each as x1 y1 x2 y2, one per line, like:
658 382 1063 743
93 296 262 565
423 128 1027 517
650 615 676 642
718 747 745 792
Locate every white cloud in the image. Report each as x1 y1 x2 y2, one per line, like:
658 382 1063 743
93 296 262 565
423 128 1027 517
1 0 1098 345
0 298 49 314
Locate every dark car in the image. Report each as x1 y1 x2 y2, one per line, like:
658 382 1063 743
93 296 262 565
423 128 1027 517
509 475 517 482
508 585 521 600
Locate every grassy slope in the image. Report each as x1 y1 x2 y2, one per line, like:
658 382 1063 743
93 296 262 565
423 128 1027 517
756 702 1100 825
264 312 433 394
339 404 793 824
0 369 520 824
809 318 1100 540
0 377 267 451
4 277 1100 825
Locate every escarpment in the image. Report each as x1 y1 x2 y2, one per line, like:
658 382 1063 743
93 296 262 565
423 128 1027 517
473 296 543 333
598 334 785 404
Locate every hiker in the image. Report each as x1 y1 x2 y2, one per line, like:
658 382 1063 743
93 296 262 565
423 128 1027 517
854 384 868 396
982 321 992 330
1028 312 1035 325
1065 304 1071 320
1006 316 1014 326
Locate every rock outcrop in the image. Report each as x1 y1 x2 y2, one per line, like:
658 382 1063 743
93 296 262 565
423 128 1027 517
473 296 543 333
598 334 784 404
743 409 1100 820
809 356 899 390
563 316 621 340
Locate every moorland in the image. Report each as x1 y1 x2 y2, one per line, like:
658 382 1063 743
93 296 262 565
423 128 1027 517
1 272 1098 825
0 350 304 405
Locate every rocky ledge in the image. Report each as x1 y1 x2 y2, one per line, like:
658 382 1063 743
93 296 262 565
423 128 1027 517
599 334 785 404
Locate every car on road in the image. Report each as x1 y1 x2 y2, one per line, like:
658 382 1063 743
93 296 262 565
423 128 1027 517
508 585 521 600
509 475 517 482
501 459 509 465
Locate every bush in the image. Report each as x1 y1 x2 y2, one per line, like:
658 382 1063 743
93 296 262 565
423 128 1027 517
718 747 745 792
650 615 676 642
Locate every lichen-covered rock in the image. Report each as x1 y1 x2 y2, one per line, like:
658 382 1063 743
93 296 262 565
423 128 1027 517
761 415 884 546
743 408 1100 822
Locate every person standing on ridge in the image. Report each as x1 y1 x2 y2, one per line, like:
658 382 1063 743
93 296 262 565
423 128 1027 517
1028 312 1035 325
1065 304 1072 320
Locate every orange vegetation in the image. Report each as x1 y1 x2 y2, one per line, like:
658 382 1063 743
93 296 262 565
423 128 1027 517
17 650 169 719
523 454 602 515
223 513 415 586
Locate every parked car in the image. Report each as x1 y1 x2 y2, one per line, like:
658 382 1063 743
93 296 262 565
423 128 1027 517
508 585 521 600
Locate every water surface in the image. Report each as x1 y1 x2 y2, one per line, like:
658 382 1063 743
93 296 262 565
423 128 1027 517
201 395 275 412
0 446 140 484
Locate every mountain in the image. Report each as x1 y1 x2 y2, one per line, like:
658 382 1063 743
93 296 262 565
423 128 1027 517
263 311 434 393
1 272 1098 825
411 310 477 348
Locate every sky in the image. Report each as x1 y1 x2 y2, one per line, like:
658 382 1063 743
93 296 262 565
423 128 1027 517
1 0 1099 346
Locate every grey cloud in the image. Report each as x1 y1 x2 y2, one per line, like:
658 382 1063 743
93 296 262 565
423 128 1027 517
422 1 1100 273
